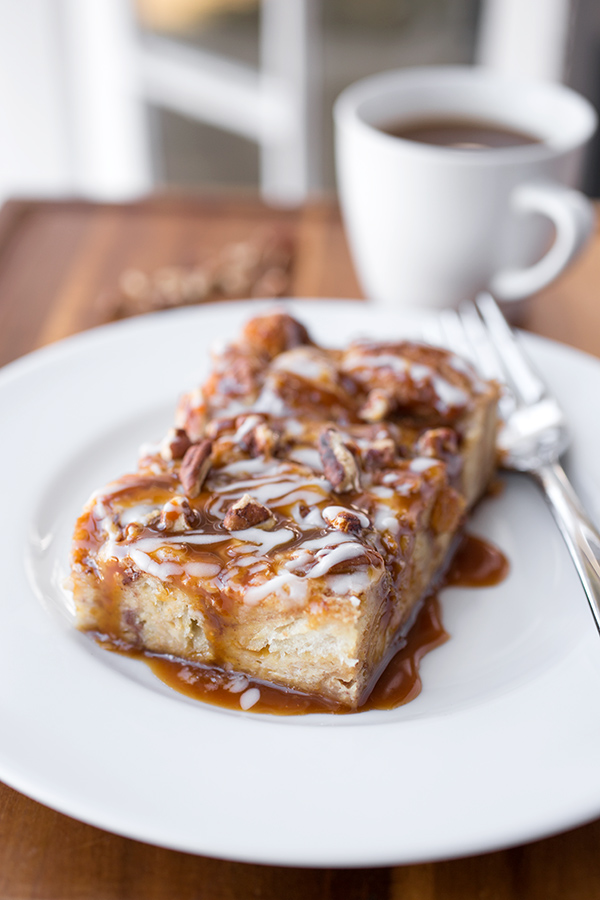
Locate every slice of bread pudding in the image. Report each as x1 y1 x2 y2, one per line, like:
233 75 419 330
71 310 499 709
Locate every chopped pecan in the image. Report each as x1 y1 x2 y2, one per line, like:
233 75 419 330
358 389 395 423
158 496 201 532
415 427 459 459
237 416 281 457
223 494 275 531
205 416 236 440
174 386 207 442
240 311 311 359
322 507 366 534
160 427 193 461
415 427 461 479
179 440 213 498
362 437 398 470
318 427 361 493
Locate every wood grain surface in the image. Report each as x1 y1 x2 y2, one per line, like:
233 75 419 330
1 195 600 900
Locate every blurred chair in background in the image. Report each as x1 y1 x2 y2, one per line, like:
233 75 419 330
0 0 321 206
0 0 597 206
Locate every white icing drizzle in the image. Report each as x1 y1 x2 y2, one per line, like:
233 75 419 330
184 561 221 578
302 507 327 528
228 526 296 555
409 362 431 381
219 457 280 477
244 571 309 605
232 415 262 443
283 418 303 437
129 549 183 579
299 531 357 552
393 479 419 496
322 506 370 528
410 457 439 473
239 687 261 710
252 384 290 416
327 571 373 595
431 375 468 410
272 488 327 508
373 506 400 535
126 536 174 553
271 348 335 382
284 550 313 573
288 503 325 530
308 542 366 578
212 471 291 494
286 447 323 470
227 674 249 694
369 485 395 499
346 352 409 374
247 560 269 575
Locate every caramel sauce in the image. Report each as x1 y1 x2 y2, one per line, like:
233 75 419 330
445 534 509 588
134 533 507 715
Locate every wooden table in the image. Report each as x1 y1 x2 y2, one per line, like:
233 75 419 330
1 194 600 899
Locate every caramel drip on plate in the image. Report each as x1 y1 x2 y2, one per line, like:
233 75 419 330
131 533 508 715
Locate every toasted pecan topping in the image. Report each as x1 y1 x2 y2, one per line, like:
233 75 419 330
322 508 364 534
318 427 360 493
240 311 311 359
363 437 398 470
223 494 274 531
158 497 201 532
174 386 207 442
238 418 281 458
205 416 236 440
415 427 459 460
358 388 395 423
160 427 193 461
179 439 213 498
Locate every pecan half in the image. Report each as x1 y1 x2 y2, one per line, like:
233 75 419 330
223 494 274 531
318 427 360 493
160 427 193 461
179 439 213 498
158 497 201 532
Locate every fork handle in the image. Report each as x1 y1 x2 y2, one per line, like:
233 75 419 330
534 461 600 635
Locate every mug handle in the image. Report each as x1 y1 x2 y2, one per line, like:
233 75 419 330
490 180 595 302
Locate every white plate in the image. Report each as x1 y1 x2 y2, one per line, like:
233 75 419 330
3 299 600 867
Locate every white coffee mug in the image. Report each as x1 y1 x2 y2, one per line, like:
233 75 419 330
334 66 598 309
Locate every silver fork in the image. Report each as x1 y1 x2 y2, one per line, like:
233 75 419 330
433 291 600 635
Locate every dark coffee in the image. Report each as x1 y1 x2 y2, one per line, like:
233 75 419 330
381 116 541 150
